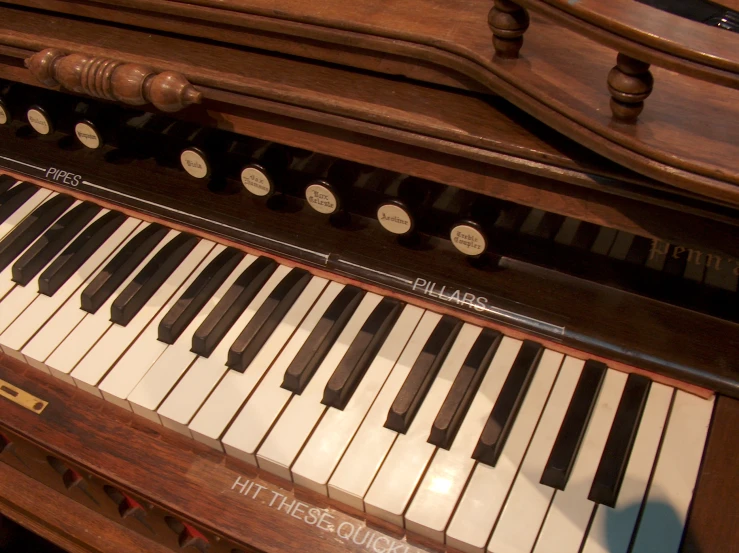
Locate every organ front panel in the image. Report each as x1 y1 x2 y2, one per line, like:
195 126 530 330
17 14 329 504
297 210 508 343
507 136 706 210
0 1 737 553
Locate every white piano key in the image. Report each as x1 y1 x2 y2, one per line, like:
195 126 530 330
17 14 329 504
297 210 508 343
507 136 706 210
221 281 346 465
98 244 227 409
290 304 424 494
126 254 257 423
256 292 384 481
0 188 52 241
404 336 523 542
608 231 634 260
0 192 62 301
43 228 178 380
486 356 585 553
704 259 738 292
157 263 292 436
0 217 140 358
363 323 482 528
20 222 149 374
328 311 443 511
446 349 563 553
581 382 673 553
518 208 545 235
0 204 102 337
630 390 714 553
188 275 329 450
553 217 581 245
71 239 215 396
532 369 628 553
590 227 617 256
683 254 706 282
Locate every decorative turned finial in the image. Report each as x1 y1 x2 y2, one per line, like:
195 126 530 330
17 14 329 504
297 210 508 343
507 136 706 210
608 53 654 122
488 0 530 58
25 48 201 113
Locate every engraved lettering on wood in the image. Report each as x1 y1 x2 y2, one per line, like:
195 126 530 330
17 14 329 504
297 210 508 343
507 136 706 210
25 49 202 113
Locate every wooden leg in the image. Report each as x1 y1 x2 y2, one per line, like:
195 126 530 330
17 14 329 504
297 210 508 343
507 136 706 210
607 53 654 122
488 0 530 58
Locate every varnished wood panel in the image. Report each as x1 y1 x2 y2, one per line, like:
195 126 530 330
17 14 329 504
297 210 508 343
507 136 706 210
6 0 736 202
0 463 174 553
681 396 739 553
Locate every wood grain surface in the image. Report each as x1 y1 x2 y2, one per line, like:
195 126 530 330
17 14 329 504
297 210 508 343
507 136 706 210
1 0 737 205
0 463 174 553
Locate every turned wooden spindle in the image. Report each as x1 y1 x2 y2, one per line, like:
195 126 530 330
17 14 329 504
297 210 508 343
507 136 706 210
488 0 530 58
24 48 202 113
607 53 654 122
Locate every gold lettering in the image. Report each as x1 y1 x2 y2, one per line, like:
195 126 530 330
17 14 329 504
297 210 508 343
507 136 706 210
687 249 703 265
649 239 669 261
672 246 686 259
705 254 723 271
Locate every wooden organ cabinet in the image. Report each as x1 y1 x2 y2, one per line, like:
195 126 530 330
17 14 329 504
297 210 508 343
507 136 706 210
0 0 737 552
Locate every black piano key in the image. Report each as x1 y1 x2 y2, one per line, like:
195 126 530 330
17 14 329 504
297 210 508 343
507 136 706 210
570 222 600 250
0 182 36 226
625 236 653 265
38 211 126 296
473 340 544 467
12 202 101 286
540 359 607 490
428 328 502 449
191 256 277 357
281 286 364 394
227 268 312 372
81 224 168 314
662 244 689 278
110 233 199 326
0 175 15 194
0 195 74 274
384 315 463 434
322 297 403 410
588 373 651 507
158 247 244 345
531 213 566 240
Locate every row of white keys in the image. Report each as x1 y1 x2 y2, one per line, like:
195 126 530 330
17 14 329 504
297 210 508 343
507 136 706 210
222 281 347 465
582 382 673 553
327 311 443 510
445 349 564 553
630 390 714 553
255 292 384 481
72 236 216 394
40 227 179 382
0 204 103 337
98 244 228 408
403 336 524 542
20 221 151 372
0 217 141 361
290 303 424 494
0 192 62 301
363 323 482 527
125 253 259 422
188 274 329 450
532 369 628 553
157 264 293 435
486 356 585 553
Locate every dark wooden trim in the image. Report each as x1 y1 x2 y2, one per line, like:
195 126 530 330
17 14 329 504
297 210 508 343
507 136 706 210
1 1 738 204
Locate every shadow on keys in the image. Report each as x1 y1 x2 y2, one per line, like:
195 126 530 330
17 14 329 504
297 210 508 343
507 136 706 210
605 499 699 553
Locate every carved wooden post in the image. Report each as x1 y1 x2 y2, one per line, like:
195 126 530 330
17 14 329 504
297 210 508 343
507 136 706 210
607 53 654 122
25 48 202 113
488 0 530 58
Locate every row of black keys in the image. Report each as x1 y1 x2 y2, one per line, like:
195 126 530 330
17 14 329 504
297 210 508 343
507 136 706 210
0 176 649 507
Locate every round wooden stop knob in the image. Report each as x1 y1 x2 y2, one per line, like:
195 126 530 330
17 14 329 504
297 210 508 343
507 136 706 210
25 48 202 113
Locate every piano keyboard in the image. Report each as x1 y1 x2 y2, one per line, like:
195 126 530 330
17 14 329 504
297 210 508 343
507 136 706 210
0 178 715 553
